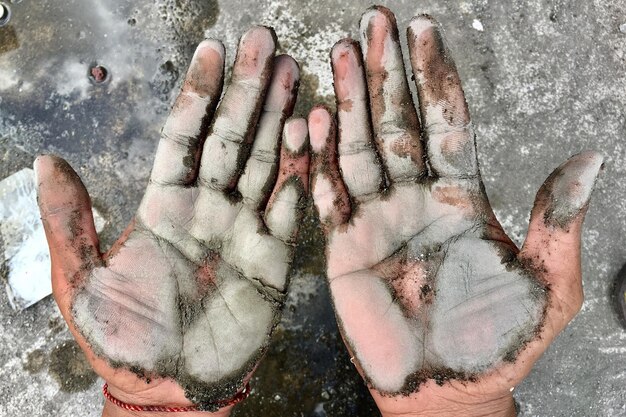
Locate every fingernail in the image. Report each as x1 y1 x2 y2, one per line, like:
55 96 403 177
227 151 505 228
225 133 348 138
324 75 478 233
544 150 604 227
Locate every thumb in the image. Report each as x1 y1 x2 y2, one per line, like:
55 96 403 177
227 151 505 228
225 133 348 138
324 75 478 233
520 151 604 319
34 155 102 298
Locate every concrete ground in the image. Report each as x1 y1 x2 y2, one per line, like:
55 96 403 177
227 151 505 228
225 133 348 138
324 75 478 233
0 0 625 415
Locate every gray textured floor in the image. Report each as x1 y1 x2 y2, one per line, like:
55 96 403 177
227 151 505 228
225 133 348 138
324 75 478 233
0 0 625 416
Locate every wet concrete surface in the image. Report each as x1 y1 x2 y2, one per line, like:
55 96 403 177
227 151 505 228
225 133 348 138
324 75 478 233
0 0 625 415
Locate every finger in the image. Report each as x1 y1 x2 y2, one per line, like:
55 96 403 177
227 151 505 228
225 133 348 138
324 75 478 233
360 6 425 181
264 118 309 244
151 40 225 186
198 26 277 191
407 15 478 179
331 39 385 201
309 106 351 228
238 55 300 209
520 151 604 319
34 155 103 292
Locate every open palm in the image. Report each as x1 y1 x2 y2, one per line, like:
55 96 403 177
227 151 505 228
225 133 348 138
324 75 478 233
309 7 602 414
36 27 309 411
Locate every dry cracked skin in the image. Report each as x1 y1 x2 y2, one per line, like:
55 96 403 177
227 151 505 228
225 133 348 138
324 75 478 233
310 7 604 396
35 26 310 410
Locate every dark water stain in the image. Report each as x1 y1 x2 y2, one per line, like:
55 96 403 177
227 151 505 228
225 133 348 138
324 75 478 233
48 340 97 393
23 349 47 374
0 25 19 54
291 201 326 276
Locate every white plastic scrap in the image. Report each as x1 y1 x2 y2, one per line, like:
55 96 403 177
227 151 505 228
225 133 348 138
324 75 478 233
0 168 106 310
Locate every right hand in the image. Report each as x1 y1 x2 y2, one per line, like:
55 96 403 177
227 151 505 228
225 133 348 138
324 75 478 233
36 26 309 413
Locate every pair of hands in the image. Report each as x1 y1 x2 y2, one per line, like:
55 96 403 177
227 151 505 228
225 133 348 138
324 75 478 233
36 6 602 417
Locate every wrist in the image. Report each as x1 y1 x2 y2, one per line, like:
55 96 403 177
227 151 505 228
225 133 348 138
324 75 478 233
373 383 516 417
102 401 232 417
101 383 235 417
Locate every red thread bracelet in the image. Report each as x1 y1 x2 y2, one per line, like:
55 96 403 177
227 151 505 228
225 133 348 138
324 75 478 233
103 382 251 413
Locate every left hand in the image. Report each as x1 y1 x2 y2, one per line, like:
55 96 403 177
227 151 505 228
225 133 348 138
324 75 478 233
309 6 603 416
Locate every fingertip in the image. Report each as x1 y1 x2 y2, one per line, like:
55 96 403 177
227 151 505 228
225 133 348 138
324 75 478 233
34 153 59 170
408 13 439 38
184 39 226 96
330 40 367 104
556 150 604 199
196 38 225 59
34 155 52 194
241 25 276 53
366 4 395 17
331 38 361 64
283 117 308 154
33 154 78 187
308 104 333 122
33 154 49 180
541 151 604 229
258 25 278 44
273 54 300 91
234 25 277 80
360 5 396 36
275 54 300 78
575 150 605 170
359 7 379 35
308 106 334 153
263 54 300 111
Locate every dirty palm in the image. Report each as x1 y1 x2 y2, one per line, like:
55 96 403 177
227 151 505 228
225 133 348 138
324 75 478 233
36 27 309 409
35 5 603 415
309 6 602 402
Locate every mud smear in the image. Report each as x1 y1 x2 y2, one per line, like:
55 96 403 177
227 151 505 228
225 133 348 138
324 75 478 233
363 6 423 169
410 20 469 125
401 367 477 394
48 339 97 392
